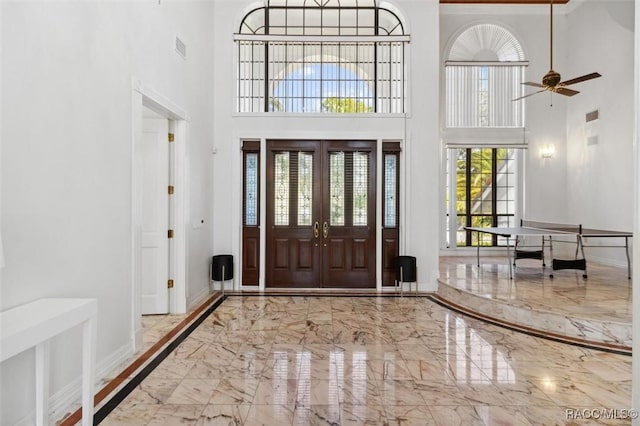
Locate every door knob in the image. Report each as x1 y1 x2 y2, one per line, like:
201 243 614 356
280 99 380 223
313 221 319 238
323 221 328 238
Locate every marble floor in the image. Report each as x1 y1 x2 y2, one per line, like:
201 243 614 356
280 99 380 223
439 256 632 324
437 256 633 350
99 295 632 426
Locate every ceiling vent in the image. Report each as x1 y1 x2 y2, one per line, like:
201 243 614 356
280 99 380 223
175 36 186 59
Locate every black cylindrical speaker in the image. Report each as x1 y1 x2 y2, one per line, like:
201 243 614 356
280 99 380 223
395 256 417 282
212 255 234 281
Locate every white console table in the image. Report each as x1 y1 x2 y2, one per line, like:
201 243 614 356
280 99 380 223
0 298 97 426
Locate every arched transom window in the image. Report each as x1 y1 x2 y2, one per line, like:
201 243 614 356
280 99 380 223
445 24 527 127
235 0 409 113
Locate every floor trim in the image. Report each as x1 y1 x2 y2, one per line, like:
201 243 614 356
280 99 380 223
429 294 632 356
58 292 224 426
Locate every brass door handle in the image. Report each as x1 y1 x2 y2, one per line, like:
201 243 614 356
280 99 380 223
323 222 328 238
313 221 319 238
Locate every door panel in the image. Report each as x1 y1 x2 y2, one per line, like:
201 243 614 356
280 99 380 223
267 141 322 287
266 140 376 288
141 118 169 314
322 141 376 288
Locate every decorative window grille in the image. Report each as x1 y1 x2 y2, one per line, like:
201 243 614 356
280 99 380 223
329 152 345 226
297 152 313 226
383 153 398 228
244 153 259 226
274 152 290 226
352 152 369 226
236 0 408 113
445 24 527 128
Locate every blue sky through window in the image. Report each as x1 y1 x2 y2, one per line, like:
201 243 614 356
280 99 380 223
271 63 373 113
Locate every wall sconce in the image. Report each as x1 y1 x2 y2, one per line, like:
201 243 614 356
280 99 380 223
541 144 555 159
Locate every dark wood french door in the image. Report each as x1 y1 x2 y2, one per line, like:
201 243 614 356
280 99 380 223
266 140 376 288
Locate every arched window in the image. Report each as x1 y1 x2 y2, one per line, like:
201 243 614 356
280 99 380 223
445 24 527 128
235 0 409 113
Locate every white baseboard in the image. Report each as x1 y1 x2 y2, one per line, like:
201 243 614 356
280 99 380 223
187 286 212 312
12 343 134 426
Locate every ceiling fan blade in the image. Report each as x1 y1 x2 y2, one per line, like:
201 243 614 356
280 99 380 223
554 87 580 97
512 89 546 101
522 82 546 88
560 72 602 86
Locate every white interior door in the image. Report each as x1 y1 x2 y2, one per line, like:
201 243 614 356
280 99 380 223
141 117 169 314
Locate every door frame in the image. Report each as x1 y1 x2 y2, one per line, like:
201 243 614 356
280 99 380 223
131 79 188 350
235 133 406 292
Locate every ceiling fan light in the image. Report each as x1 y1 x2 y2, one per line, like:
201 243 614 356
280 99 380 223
542 70 561 87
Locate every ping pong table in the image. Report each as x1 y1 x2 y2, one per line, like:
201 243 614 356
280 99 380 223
465 220 632 280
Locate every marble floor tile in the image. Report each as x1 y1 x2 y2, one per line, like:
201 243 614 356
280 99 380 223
195 404 250 426
243 404 295 425
165 379 219 405
146 404 205 426
427 405 486 426
292 405 341 425
100 403 161 426
98 295 632 426
384 405 436 425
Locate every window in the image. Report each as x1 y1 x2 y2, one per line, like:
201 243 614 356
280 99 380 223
443 24 525 248
447 148 517 247
382 141 400 286
236 0 408 113
243 142 261 226
445 24 527 128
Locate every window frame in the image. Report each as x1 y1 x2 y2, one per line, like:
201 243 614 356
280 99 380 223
446 147 519 248
235 2 408 113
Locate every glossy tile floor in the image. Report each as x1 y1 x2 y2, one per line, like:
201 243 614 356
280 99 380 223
101 296 632 425
439 256 632 323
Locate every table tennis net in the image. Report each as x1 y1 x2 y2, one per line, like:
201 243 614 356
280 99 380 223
520 219 582 234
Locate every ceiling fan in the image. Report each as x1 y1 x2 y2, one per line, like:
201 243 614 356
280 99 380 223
513 0 601 101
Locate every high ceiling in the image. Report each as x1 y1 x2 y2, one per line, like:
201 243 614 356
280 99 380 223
441 0 568 4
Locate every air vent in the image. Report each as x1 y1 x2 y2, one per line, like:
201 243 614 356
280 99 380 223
175 36 186 59
586 110 599 123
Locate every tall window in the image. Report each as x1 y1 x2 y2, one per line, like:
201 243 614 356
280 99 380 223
445 24 527 128
236 0 408 113
443 24 525 248
448 148 517 247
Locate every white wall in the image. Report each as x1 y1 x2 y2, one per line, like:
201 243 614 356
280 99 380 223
565 0 635 264
212 0 441 291
0 1 214 424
